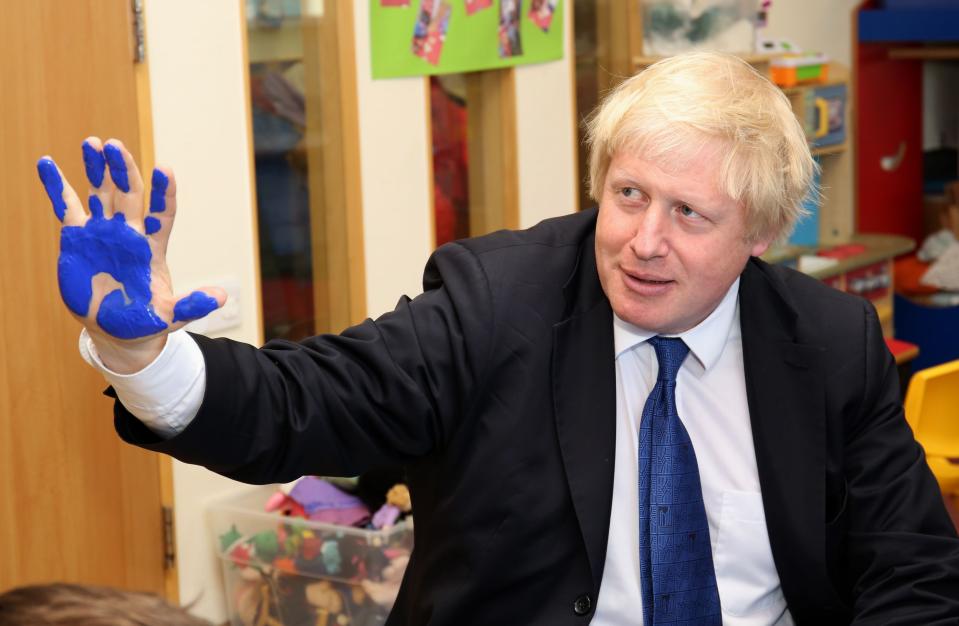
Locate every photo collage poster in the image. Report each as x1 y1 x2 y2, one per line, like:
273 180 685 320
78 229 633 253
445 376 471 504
371 0 564 78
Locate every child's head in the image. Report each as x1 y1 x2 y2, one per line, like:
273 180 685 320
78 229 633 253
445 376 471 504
0 583 212 626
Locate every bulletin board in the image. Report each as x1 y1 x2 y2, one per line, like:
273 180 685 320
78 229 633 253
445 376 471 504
370 0 564 78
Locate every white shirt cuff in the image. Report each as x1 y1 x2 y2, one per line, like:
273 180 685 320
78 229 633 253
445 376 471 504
78 328 206 438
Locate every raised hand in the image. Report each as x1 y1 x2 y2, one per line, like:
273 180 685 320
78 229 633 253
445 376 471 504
37 137 225 371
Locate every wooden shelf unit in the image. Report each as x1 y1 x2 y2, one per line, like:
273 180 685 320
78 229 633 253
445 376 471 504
577 4 857 244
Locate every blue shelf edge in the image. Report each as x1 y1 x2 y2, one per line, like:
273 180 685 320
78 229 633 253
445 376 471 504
859 8 959 42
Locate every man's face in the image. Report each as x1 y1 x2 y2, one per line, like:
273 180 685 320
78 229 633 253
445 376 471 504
595 147 771 334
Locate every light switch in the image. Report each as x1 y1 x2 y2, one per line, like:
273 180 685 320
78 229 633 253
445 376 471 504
183 276 242 335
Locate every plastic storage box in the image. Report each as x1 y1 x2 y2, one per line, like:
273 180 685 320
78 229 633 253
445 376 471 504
770 53 830 88
209 485 414 626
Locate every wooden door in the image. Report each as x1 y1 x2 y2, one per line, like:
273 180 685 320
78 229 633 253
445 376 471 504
0 0 169 596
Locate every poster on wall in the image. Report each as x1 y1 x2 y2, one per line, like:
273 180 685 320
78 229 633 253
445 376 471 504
371 0 564 79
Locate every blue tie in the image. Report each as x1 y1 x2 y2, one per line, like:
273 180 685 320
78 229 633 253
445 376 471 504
638 337 721 625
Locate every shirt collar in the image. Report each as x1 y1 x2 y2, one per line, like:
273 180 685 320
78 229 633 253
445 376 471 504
612 277 740 371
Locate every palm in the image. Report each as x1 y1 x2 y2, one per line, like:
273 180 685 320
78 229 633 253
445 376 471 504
38 138 222 345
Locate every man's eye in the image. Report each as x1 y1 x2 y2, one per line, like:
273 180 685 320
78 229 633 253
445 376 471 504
679 204 701 219
621 187 639 199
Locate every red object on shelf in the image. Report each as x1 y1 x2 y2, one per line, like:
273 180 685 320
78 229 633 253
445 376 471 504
817 243 868 259
885 337 919 365
894 254 941 296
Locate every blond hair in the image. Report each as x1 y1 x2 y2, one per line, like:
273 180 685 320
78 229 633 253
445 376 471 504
586 51 816 242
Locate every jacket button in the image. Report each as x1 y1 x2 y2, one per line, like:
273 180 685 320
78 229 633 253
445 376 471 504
573 593 592 616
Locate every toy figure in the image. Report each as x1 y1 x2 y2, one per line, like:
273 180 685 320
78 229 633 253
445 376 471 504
304 580 349 626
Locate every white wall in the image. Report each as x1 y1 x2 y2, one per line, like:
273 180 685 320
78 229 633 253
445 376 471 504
352 1 434 315
144 1 260 621
515 4 578 228
352 1 577 315
761 0 861 67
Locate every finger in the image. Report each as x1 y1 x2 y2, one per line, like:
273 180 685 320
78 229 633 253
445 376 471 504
170 287 227 326
81 138 106 188
144 167 177 246
148 166 175 217
82 136 116 219
103 138 145 227
36 156 86 226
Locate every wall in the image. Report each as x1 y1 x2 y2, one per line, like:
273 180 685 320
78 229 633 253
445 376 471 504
515 3 578 229
146 0 576 622
352 2 577 316
352 1 434 315
761 0 860 67
144 1 261 621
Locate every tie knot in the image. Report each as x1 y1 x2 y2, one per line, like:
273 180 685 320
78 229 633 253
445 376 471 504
648 336 689 382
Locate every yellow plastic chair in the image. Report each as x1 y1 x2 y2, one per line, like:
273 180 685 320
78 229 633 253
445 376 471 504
904 359 959 496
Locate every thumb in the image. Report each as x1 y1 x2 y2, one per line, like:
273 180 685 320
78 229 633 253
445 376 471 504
171 287 227 324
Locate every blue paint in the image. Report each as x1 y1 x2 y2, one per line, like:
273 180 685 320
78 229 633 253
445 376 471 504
103 143 130 192
144 216 162 235
82 141 105 187
37 158 67 222
172 291 218 323
88 194 105 220
97 289 168 339
58 211 168 339
150 169 168 213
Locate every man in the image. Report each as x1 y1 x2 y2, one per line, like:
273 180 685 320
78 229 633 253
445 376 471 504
39 52 959 624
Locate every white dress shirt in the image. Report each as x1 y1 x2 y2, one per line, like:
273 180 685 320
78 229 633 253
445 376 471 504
81 278 793 625
592 278 793 626
79 327 206 438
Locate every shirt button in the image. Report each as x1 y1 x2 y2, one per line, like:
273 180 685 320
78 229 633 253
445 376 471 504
573 593 592 616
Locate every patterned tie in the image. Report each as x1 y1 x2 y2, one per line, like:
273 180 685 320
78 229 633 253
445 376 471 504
638 337 722 625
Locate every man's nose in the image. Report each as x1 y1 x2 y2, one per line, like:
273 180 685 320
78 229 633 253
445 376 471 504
629 205 670 260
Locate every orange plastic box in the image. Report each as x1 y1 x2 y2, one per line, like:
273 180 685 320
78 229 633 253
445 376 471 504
770 53 830 87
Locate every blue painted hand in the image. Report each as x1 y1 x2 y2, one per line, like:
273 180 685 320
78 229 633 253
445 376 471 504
37 138 222 344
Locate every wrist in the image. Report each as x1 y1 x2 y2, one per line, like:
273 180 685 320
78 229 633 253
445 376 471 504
89 331 168 375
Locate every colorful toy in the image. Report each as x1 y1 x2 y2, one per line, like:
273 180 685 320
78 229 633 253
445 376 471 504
219 477 413 625
770 53 830 87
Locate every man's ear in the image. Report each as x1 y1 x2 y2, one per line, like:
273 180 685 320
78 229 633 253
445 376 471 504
750 237 773 258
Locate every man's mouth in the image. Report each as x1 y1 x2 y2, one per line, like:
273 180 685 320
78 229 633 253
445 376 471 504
619 269 676 296
624 270 673 284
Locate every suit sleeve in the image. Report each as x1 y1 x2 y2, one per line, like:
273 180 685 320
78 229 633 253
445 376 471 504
845 301 959 624
112 241 494 483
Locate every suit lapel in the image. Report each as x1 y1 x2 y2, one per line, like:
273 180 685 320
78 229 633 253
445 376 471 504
548 250 840 607
552 234 617 591
739 260 842 613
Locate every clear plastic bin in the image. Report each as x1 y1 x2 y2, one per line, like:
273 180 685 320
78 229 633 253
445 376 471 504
209 485 413 626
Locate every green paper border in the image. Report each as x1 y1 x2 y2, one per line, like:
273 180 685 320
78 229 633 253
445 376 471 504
371 1 564 79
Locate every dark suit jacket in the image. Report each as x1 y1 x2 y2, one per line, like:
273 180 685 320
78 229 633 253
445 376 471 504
116 208 959 625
